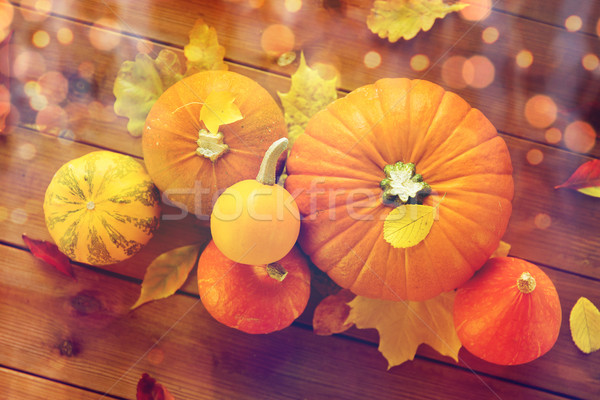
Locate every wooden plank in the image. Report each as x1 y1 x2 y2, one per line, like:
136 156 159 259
14 1 599 157
0 244 570 400
0 368 124 400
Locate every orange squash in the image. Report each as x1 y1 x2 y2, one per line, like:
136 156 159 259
453 257 562 365
285 78 514 301
142 70 287 218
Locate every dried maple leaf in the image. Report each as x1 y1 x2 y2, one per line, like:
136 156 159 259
570 297 600 354
131 243 204 310
137 373 175 400
555 159 600 198
367 0 469 42
347 291 461 368
313 289 355 336
278 53 337 147
184 18 228 76
22 234 76 280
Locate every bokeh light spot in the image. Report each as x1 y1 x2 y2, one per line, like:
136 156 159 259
38 71 68 104
17 142 36 160
364 51 382 69
410 54 430 72
261 24 295 57
442 56 468 89
462 55 495 89
147 348 165 365
582 54 599 71
30 94 48 111
24 81 41 97
545 128 562 144
36 104 68 133
516 50 533 68
78 61 95 79
524 95 557 128
0 1 15 32
311 62 340 82
14 51 47 82
460 0 491 21
248 0 264 8
57 27 74 45
534 213 551 230
20 0 50 22
564 121 596 153
33 30 50 48
89 18 122 51
526 148 544 165
10 208 28 225
482 27 499 44
565 15 582 32
284 0 302 13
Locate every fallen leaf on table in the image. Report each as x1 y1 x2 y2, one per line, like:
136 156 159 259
113 50 183 137
131 243 203 310
347 291 461 368
199 91 243 134
313 289 356 336
22 234 76 280
570 297 600 354
137 373 175 400
490 240 511 258
367 0 469 42
0 83 9 133
383 204 436 248
278 52 337 147
184 18 228 76
555 159 600 198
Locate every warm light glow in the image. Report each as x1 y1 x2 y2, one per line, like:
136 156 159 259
545 128 562 144
29 94 48 111
482 27 499 44
284 0 302 13
0 206 7 222
24 81 41 97
582 54 599 71
57 27 73 45
20 0 50 22
78 61 95 79
136 40 154 54
261 24 295 57
14 51 47 82
36 104 68 133
526 148 544 165
442 56 468 89
462 55 495 89
89 18 122 51
534 213 551 230
516 50 533 68
248 0 264 8
35 0 52 13
17 142 36 160
32 30 50 48
38 71 68 104
147 348 165 366
0 0 14 31
524 95 557 128
311 62 340 82
364 51 382 69
410 54 430 72
460 0 491 22
597 18 600 37
10 208 28 225
565 15 582 32
564 121 596 153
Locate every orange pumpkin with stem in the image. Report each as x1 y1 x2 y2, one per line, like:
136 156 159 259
285 78 514 301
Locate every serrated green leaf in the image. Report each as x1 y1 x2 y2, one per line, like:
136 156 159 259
383 204 435 248
131 244 202 310
278 53 337 147
570 297 600 354
368 0 469 42
184 19 228 76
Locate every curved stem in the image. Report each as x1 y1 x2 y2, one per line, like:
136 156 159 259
517 272 536 294
256 138 288 186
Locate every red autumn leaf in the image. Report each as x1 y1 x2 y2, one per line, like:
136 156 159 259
555 159 600 198
313 289 356 336
0 31 11 134
22 234 76 280
137 373 175 400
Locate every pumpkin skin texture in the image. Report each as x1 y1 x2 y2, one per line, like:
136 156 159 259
44 151 161 266
142 70 286 218
285 78 514 301
197 241 311 334
453 257 562 365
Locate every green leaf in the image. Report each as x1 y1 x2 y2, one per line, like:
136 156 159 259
113 50 183 137
199 91 243 134
184 18 228 76
383 204 436 248
368 0 469 42
347 291 461 368
131 243 203 310
570 297 600 354
277 53 337 147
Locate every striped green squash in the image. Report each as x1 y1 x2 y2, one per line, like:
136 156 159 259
44 151 161 266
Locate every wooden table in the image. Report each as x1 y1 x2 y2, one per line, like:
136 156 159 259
1 1 599 399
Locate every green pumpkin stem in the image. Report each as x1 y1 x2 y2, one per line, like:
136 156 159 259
380 161 431 206
256 138 288 186
517 272 536 294
266 262 288 282
196 129 229 162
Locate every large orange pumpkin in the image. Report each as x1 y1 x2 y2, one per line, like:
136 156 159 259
142 71 287 218
285 78 514 301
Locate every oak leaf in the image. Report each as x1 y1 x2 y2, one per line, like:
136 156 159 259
570 297 600 354
367 0 468 42
347 291 461 368
137 373 175 400
555 159 600 198
184 19 228 75
22 234 76 280
199 91 243 134
383 204 436 248
313 289 355 336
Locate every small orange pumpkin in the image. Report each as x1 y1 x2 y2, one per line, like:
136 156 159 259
142 70 287 218
285 78 514 301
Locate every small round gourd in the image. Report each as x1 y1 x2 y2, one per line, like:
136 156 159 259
44 151 161 265
453 257 562 365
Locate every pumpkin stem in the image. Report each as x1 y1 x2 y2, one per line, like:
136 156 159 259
380 161 431 206
256 138 288 186
517 272 536 294
266 262 288 282
196 129 229 162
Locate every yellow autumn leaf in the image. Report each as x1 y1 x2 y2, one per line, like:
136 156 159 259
278 52 337 147
490 240 511 258
131 244 203 310
570 297 600 354
199 91 243 134
347 291 461 368
383 204 436 248
184 18 228 76
368 0 469 42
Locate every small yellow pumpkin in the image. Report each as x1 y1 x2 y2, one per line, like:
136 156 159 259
44 151 161 265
